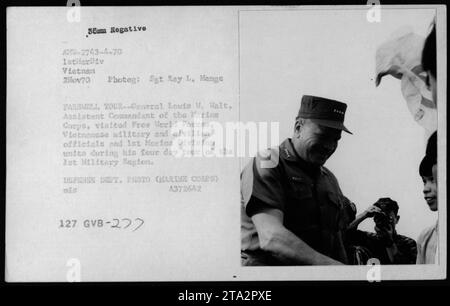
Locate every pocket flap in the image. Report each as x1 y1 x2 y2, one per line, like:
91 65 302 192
328 192 343 209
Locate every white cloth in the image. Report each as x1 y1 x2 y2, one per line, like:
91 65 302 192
375 29 437 133
416 221 438 264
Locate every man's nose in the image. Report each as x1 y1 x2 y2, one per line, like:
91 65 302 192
423 182 431 194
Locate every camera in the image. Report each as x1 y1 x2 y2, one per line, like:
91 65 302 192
373 211 390 226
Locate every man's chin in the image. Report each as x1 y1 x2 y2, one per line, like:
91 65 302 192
310 156 329 166
429 202 438 211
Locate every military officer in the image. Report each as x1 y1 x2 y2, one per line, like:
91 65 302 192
241 95 354 265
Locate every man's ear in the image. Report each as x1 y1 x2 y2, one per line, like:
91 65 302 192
395 215 400 224
294 119 302 137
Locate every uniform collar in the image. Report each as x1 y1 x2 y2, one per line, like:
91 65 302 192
280 138 323 177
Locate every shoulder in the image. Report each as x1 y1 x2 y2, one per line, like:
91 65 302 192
321 166 339 182
252 147 283 179
348 230 379 246
321 166 335 176
396 234 417 247
320 166 344 195
240 146 284 192
417 224 437 244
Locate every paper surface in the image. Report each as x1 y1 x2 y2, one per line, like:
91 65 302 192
6 5 447 282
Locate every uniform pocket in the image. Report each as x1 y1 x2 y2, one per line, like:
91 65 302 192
318 192 343 231
327 192 354 231
290 177 313 199
327 192 344 209
284 177 318 236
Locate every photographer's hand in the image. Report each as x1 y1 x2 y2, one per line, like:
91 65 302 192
347 205 382 230
363 205 383 218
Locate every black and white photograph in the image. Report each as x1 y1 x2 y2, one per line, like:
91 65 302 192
3 3 447 288
239 7 444 275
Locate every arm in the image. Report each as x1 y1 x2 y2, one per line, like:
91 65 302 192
347 205 382 231
251 207 344 265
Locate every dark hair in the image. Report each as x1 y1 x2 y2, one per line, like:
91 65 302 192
422 24 436 79
419 131 437 177
426 131 437 164
374 198 399 215
419 155 434 177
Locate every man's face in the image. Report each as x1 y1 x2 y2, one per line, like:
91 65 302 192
374 210 398 238
422 168 438 211
294 120 342 165
432 162 438 184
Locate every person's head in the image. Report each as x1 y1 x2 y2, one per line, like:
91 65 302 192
419 131 438 211
422 23 436 104
372 198 400 235
420 156 437 211
292 95 352 166
426 131 437 180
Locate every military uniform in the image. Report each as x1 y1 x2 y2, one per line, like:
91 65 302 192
241 138 352 265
